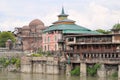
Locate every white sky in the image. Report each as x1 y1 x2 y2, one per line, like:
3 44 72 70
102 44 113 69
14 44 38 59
0 0 120 31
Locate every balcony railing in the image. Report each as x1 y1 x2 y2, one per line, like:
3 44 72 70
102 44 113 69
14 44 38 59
64 49 119 54
58 39 64 43
66 58 120 64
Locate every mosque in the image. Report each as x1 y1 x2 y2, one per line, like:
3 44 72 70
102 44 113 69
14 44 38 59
15 7 120 58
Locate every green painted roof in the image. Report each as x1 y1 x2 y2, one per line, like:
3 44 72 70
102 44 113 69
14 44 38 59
43 24 101 34
63 30 101 34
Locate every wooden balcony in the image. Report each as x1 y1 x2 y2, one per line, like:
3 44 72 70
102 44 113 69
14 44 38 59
64 49 119 54
80 58 120 64
66 58 120 64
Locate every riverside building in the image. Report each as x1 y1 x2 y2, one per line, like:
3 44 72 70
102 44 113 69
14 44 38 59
42 8 100 52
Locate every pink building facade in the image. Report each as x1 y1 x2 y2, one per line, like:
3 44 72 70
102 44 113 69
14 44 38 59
42 31 62 51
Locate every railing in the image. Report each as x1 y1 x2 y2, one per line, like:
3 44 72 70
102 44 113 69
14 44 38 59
58 39 64 43
64 49 119 54
68 58 120 64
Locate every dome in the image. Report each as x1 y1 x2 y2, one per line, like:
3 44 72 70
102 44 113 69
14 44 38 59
22 25 30 30
36 25 46 30
29 19 44 27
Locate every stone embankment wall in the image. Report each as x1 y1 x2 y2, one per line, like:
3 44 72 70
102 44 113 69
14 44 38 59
0 48 27 58
21 56 59 74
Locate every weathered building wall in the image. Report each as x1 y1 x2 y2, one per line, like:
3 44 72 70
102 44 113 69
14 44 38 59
97 64 106 78
80 63 86 77
118 65 120 78
46 57 59 74
21 57 32 73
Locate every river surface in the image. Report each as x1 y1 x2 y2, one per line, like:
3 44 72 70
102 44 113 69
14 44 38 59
0 71 118 80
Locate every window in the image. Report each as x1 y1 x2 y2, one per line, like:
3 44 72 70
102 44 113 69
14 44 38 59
81 45 87 49
55 36 57 41
55 44 57 51
94 45 99 49
105 45 111 49
48 37 50 42
44 37 46 43
68 37 74 42
48 45 49 51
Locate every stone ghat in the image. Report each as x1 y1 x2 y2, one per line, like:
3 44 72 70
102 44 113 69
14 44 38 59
20 56 60 74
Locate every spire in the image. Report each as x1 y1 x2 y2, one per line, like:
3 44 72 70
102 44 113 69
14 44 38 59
61 6 65 14
58 7 68 17
57 7 68 20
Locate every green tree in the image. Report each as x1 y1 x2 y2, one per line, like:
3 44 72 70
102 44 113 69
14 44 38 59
112 23 120 30
0 31 15 47
70 66 80 76
87 63 101 76
95 29 111 34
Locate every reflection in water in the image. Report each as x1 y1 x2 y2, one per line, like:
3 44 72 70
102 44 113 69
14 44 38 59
98 77 106 80
0 71 118 80
80 76 86 80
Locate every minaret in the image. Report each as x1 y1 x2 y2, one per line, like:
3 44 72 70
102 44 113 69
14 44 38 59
58 7 68 21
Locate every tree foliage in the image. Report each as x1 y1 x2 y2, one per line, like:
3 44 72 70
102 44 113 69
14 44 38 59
87 63 101 76
113 23 120 30
0 31 15 47
70 66 80 76
95 29 111 34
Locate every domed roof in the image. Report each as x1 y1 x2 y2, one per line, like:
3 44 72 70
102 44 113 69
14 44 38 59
22 25 30 30
29 19 44 27
36 25 46 30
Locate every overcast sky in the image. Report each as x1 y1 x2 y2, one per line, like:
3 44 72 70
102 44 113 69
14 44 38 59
0 0 120 31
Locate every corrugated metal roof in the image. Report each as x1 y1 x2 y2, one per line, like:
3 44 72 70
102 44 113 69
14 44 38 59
44 24 90 32
63 30 101 34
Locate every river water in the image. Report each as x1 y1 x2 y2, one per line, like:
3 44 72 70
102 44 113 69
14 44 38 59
0 71 118 80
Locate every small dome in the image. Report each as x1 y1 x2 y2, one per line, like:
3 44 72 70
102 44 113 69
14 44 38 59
22 26 30 30
29 19 44 27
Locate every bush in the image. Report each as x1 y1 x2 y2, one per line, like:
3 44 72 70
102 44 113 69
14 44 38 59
112 72 118 77
87 63 101 76
31 53 42 57
70 66 80 76
10 57 17 64
4 59 10 67
0 57 21 68
15 59 20 68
